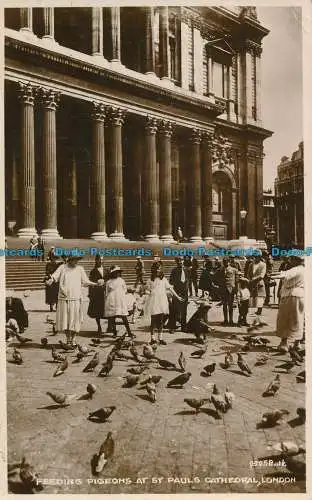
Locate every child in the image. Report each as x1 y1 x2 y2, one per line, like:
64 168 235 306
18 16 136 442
126 288 137 324
237 277 250 326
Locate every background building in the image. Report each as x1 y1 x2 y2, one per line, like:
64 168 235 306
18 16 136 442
5 6 272 242
263 188 276 248
274 141 304 247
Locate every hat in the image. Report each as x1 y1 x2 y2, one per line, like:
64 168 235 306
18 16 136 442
136 256 141 259
67 255 83 262
110 265 121 274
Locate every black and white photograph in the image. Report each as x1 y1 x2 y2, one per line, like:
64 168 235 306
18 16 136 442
2 2 307 495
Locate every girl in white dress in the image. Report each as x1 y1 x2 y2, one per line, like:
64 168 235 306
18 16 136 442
104 266 134 338
47 256 98 345
145 268 183 345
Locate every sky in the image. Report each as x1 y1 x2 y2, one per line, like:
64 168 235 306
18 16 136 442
257 7 303 189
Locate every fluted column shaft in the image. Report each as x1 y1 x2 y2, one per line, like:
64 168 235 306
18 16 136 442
159 121 173 240
202 133 213 240
143 118 159 240
159 7 169 80
188 130 202 242
20 8 33 32
18 83 36 237
41 89 60 238
144 7 155 75
43 8 54 39
91 103 107 240
92 7 103 56
111 7 121 62
108 109 125 238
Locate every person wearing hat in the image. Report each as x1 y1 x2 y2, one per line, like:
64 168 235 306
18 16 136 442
44 253 63 312
167 257 190 332
247 254 267 327
237 277 250 327
185 299 213 343
46 255 99 346
104 266 134 338
87 255 109 334
134 255 145 288
6 290 28 333
270 255 304 353
150 253 163 275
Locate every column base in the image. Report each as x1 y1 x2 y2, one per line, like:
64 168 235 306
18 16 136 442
144 234 160 242
160 234 174 243
41 228 62 240
91 232 109 241
109 232 128 241
17 227 38 238
189 236 203 243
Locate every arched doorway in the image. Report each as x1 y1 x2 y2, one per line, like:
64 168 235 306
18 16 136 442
211 170 233 240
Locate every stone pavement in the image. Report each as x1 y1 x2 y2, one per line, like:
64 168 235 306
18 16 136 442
7 290 305 494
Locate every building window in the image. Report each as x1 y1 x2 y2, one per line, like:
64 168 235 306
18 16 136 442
213 61 226 98
212 183 224 213
187 24 194 91
169 36 176 81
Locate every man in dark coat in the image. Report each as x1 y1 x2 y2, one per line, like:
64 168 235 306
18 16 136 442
214 258 238 326
6 294 28 333
167 257 189 331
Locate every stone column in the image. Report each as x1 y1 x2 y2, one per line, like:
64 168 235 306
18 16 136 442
232 189 237 239
92 7 104 57
202 133 214 241
207 50 214 99
227 62 236 121
180 20 189 89
143 117 159 240
246 151 257 238
255 47 262 124
193 28 203 94
41 89 61 239
241 41 254 124
108 108 125 239
256 153 264 241
159 121 173 241
91 102 107 240
11 149 19 225
20 8 33 33
159 7 170 82
68 151 78 238
110 7 121 64
188 129 202 242
42 8 54 40
17 83 37 238
144 7 155 75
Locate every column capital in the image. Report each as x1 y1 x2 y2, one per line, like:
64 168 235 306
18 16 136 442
18 82 36 105
109 107 125 126
158 120 173 137
145 116 158 135
189 129 202 144
40 88 60 110
202 131 215 146
91 101 107 122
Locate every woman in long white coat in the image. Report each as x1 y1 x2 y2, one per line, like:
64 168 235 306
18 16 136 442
145 268 183 345
104 266 134 338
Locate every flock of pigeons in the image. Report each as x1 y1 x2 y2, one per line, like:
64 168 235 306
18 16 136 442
7 314 306 493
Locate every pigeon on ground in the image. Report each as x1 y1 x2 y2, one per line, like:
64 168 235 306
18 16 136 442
127 365 147 375
263 374 280 397
157 358 177 370
53 357 68 377
16 333 32 344
222 352 234 369
78 344 94 355
41 337 48 347
289 346 303 364
178 351 186 372
143 344 157 360
293 340 305 357
146 382 157 402
51 347 66 363
88 406 116 422
12 348 23 365
98 356 113 377
46 391 71 406
237 353 252 375
83 352 99 373
190 345 207 358
129 344 139 360
211 384 227 413
254 354 269 366
275 360 296 372
87 383 97 399
203 362 216 376
297 407 306 423
224 387 235 409
139 374 162 387
296 370 305 383
184 398 209 414
91 338 101 345
93 432 114 474
123 374 140 387
19 457 43 492
260 409 290 426
167 371 191 388
59 340 76 351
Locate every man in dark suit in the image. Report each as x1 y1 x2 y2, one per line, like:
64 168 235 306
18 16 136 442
214 258 238 326
6 294 29 333
167 257 189 331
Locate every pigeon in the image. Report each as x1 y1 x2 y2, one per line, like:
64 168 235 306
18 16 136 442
87 383 97 399
91 338 101 345
83 352 99 373
283 453 306 480
123 374 140 387
167 371 191 388
184 398 209 414
272 441 305 455
258 337 270 345
224 387 235 409
293 340 305 357
190 345 207 358
297 407 306 423
41 337 48 347
51 347 66 363
59 340 76 351
261 409 290 426
146 382 157 402
275 360 296 372
127 365 147 375
178 351 186 372
203 362 216 376
254 354 269 366
78 344 94 355
211 384 227 413
88 406 116 422
129 344 139 360
53 357 68 377
237 353 252 375
296 370 305 383
19 457 43 492
98 356 113 377
16 333 32 344
113 350 131 361
263 374 280 397
93 432 114 474
46 391 71 406
139 374 162 387
157 358 177 370
222 352 234 369
143 344 157 360
12 348 23 365
289 346 303 364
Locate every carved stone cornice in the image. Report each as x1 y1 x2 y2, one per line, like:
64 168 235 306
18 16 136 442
18 81 36 105
91 101 106 122
40 88 60 110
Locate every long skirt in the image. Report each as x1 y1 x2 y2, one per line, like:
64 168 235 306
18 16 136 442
56 299 84 333
276 296 304 341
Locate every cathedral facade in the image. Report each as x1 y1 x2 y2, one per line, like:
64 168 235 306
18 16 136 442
4 6 272 241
